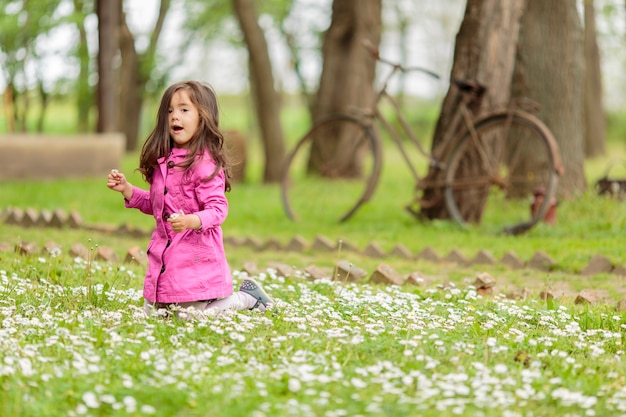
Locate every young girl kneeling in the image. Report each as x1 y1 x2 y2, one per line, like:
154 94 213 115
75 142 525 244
107 81 273 318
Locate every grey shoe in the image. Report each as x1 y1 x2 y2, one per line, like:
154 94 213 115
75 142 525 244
239 278 274 311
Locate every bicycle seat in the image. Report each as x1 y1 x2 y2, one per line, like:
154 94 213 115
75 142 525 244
454 79 486 97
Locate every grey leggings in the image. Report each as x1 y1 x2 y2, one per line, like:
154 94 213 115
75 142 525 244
143 291 256 319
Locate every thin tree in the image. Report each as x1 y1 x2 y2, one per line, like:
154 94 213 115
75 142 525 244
96 0 119 133
583 0 606 157
72 0 92 132
117 0 171 151
0 0 62 132
232 0 285 183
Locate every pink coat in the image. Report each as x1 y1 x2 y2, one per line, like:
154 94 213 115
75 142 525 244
125 147 232 303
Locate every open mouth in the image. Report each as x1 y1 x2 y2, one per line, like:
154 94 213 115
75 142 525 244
172 125 183 133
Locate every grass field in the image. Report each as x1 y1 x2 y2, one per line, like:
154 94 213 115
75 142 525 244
1 97 626 416
1 248 626 416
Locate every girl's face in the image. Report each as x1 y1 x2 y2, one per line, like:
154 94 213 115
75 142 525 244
168 89 200 148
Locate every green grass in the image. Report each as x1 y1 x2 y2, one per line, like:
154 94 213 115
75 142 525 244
1 252 625 416
2 96 626 416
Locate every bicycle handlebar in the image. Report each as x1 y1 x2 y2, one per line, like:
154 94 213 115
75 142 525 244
361 39 440 80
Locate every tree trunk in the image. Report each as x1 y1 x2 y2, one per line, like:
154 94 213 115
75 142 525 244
583 0 606 157
36 80 49 132
514 0 586 197
96 0 119 133
3 86 15 133
118 10 142 152
118 0 170 151
279 26 315 116
232 0 286 183
311 0 381 177
418 0 526 220
74 0 92 132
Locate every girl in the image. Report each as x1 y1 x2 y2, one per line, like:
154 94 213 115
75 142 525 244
107 81 273 318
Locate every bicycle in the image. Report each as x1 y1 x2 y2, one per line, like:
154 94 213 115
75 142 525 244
280 41 564 235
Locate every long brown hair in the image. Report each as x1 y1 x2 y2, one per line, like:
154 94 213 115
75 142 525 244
138 81 231 191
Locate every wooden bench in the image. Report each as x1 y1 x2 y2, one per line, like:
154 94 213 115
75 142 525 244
0 133 125 180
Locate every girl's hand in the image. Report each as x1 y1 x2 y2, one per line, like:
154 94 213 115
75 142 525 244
107 169 133 200
168 211 202 233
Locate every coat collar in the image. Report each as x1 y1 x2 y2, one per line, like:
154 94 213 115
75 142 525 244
170 147 188 158
156 147 189 179
157 147 188 164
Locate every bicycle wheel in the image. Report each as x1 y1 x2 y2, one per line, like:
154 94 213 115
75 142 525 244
281 114 382 223
444 111 560 235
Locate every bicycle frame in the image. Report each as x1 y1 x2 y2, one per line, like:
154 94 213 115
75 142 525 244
359 55 443 184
